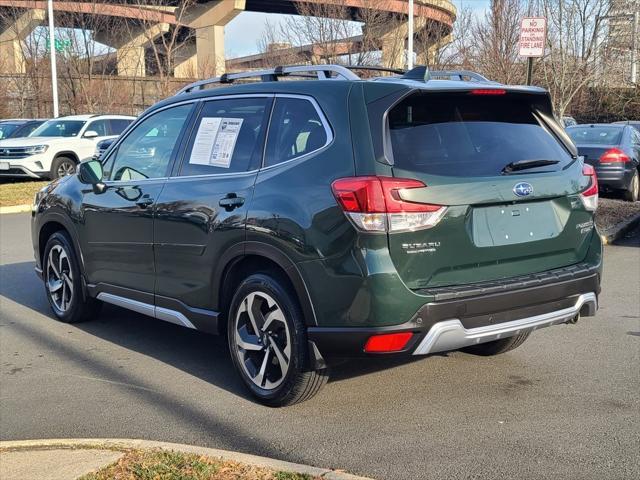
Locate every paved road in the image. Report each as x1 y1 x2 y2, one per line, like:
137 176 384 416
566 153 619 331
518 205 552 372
1 213 638 480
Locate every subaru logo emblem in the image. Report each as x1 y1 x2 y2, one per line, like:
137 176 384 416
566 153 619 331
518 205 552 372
513 182 533 197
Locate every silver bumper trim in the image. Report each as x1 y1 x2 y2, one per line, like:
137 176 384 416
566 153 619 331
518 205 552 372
412 292 598 355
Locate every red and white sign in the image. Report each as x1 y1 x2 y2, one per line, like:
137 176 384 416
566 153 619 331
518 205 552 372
519 17 546 57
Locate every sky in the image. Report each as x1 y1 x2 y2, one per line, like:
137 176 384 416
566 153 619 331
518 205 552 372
223 0 491 58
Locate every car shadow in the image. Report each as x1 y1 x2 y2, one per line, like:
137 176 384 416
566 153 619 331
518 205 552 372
0 261 430 397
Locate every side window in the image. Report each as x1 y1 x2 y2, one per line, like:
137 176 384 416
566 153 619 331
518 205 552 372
264 97 329 167
104 104 192 181
85 119 109 137
179 97 271 176
110 119 133 135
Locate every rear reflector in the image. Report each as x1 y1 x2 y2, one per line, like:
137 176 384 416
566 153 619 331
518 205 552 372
599 148 630 163
580 164 598 211
331 176 446 232
470 89 506 95
364 332 413 353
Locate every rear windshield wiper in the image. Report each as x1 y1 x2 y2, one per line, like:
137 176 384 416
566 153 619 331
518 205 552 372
501 159 560 174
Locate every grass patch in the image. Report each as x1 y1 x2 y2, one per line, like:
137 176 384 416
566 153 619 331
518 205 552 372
595 197 640 232
78 449 317 480
0 179 49 207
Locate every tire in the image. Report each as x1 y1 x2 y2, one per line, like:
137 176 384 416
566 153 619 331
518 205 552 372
461 331 531 356
50 156 77 179
227 272 328 407
622 170 639 202
43 231 102 323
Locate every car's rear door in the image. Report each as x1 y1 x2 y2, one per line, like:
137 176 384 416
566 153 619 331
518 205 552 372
373 88 595 289
153 95 272 320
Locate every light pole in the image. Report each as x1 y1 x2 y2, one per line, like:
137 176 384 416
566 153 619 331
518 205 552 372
407 0 414 69
598 11 639 85
47 0 59 117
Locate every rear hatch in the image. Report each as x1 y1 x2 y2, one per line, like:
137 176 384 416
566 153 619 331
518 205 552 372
379 88 595 289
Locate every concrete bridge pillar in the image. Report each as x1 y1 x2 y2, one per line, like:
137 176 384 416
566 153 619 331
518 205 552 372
175 0 245 78
416 33 453 66
0 9 45 74
96 22 169 77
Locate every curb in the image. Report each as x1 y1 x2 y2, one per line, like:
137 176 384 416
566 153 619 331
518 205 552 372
0 204 31 214
600 213 640 245
0 438 373 480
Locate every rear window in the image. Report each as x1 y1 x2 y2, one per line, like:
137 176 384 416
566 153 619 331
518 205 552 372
566 126 623 145
387 92 572 177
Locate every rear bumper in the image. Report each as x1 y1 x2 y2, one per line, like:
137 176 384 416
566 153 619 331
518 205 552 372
307 266 600 359
594 164 635 190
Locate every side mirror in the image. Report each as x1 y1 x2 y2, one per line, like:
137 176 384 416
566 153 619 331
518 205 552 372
78 159 106 194
83 130 99 139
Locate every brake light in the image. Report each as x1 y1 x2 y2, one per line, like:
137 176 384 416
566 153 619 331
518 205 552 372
470 89 506 95
364 332 413 353
580 164 598 211
599 148 629 163
331 176 446 232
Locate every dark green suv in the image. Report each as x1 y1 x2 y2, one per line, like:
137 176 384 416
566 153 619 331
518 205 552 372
31 65 602 406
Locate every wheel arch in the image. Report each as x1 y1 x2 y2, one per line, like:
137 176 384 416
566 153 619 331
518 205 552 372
215 242 317 332
53 151 80 163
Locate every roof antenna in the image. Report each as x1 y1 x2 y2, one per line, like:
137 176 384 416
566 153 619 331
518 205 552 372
423 65 431 82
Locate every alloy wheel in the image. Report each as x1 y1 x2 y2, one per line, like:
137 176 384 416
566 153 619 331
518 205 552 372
57 160 76 177
46 245 73 312
234 291 291 390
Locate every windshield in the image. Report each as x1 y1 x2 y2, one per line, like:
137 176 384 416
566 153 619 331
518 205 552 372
0 123 20 139
387 92 572 177
566 126 623 145
30 120 86 138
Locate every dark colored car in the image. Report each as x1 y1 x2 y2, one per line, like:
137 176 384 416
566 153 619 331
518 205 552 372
31 65 602 406
0 119 46 140
93 137 116 160
614 120 640 134
566 124 640 201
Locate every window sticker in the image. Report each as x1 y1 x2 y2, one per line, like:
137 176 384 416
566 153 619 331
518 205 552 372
189 117 244 168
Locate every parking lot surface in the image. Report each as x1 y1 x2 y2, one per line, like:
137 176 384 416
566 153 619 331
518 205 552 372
1 213 638 480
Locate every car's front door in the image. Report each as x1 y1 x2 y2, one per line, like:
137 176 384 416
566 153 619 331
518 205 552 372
79 103 194 300
153 95 272 319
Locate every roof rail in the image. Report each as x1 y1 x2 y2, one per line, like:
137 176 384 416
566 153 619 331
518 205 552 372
176 64 360 95
403 66 493 83
345 65 406 76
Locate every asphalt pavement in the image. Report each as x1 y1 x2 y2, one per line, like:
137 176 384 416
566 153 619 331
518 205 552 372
1 212 638 480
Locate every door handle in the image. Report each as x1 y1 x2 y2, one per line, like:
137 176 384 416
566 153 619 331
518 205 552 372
219 193 244 211
136 194 154 209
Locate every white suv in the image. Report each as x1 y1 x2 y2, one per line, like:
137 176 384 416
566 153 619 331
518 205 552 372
0 114 135 179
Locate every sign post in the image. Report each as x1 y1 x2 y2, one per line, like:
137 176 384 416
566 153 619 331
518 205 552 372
518 17 546 85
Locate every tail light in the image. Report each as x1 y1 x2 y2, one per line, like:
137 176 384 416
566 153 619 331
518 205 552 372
331 176 446 232
470 89 506 95
599 148 629 163
364 332 413 353
580 164 598 211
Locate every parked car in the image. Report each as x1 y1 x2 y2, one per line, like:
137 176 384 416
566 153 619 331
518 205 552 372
614 120 640 134
31 65 602 406
566 124 640 201
562 116 577 128
0 114 135 179
0 119 46 140
93 137 117 160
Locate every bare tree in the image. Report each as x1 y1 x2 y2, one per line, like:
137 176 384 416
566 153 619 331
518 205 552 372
533 0 611 117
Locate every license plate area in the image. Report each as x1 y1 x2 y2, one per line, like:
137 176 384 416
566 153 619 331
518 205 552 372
471 201 562 247
0 162 9 170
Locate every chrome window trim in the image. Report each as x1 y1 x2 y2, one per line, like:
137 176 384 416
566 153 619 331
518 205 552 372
165 93 334 180
100 99 202 183
100 99 200 185
263 94 334 168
